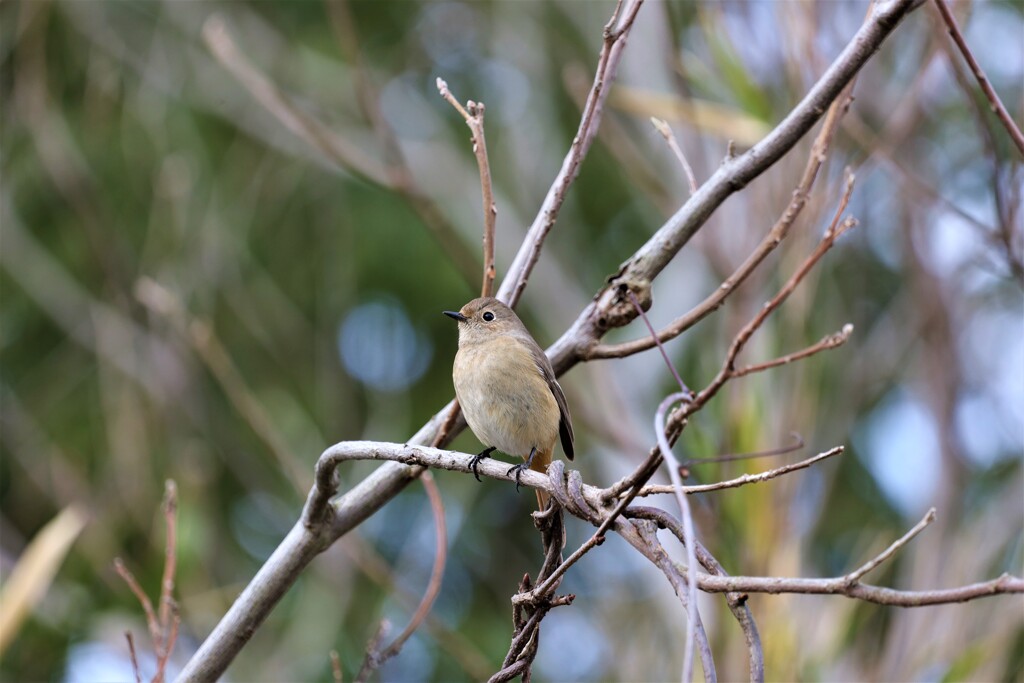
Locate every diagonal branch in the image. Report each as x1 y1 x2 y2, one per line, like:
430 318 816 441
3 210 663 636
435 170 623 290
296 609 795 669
498 0 646 308
929 0 1024 156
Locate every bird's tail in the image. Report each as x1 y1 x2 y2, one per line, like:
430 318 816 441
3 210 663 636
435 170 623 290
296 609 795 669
529 447 553 511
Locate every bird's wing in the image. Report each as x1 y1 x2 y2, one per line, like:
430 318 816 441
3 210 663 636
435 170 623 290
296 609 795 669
529 344 574 460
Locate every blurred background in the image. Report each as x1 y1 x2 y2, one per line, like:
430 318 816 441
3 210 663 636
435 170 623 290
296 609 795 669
1 1 1022 681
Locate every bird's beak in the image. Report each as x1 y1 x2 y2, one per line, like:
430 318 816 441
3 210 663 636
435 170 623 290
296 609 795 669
443 310 468 322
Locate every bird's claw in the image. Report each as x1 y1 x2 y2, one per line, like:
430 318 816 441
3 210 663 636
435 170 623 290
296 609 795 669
469 447 495 482
507 462 527 492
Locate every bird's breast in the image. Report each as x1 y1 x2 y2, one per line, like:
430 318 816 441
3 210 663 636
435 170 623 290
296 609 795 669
453 338 559 456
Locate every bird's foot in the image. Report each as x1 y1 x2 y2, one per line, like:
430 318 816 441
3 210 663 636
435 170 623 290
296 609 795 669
506 447 538 493
469 447 495 482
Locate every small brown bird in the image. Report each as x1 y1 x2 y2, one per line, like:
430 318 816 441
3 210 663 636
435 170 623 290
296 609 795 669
444 297 574 509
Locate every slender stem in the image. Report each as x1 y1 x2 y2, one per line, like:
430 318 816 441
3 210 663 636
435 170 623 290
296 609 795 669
930 0 1024 156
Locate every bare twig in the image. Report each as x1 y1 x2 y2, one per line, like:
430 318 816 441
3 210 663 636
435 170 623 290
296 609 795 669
436 79 498 297
731 324 854 378
615 504 1024 607
846 508 937 584
639 446 845 496
125 632 142 683
158 481 178 638
652 117 699 194
115 480 180 683
354 621 390 683
113 559 160 654
498 0 646 308
625 507 764 682
654 392 701 683
929 0 1024 156
626 287 703 683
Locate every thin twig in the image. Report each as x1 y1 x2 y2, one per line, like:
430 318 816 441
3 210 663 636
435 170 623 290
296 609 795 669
731 324 854 378
845 508 936 585
671 172 858 431
498 0 646 308
368 472 448 668
652 117 699 194
157 480 178 639
639 446 844 496
929 0 1024 156
681 431 805 468
113 559 160 653
354 620 389 683
625 507 764 682
436 79 498 298
124 631 142 683
626 289 702 683
616 507 1024 607
655 392 701 683
156 610 181 683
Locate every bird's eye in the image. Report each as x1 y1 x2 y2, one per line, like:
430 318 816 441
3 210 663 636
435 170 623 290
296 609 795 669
482 311 495 322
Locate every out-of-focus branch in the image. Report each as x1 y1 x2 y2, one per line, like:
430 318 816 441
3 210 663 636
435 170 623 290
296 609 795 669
356 472 447 679
202 16 386 184
436 79 497 298
929 0 1024 156
135 279 309 492
205 12 481 289
116 481 180 683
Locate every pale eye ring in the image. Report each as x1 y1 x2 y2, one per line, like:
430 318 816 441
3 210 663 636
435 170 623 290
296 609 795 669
482 311 495 322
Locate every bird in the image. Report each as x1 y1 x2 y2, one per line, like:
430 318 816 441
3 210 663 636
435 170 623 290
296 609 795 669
444 297 574 509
